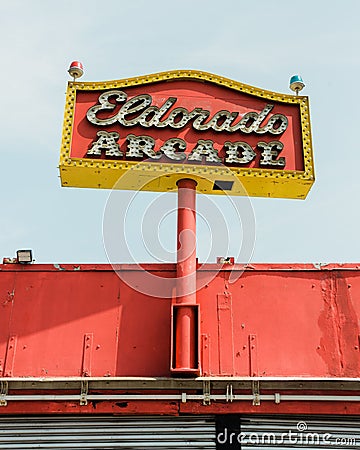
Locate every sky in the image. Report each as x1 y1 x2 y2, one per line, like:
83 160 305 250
0 0 359 265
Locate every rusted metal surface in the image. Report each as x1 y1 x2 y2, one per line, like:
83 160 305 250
1 263 360 380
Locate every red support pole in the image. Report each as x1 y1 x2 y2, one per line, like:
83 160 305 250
176 178 197 303
172 178 199 373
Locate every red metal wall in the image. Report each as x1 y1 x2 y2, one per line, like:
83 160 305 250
1 263 359 378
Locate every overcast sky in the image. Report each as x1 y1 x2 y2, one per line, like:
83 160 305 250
0 0 359 264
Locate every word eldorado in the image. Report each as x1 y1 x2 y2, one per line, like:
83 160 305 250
85 90 289 167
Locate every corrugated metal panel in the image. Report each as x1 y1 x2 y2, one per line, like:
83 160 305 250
0 415 215 449
240 416 360 449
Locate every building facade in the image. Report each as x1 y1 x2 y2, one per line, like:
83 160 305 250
1 262 360 448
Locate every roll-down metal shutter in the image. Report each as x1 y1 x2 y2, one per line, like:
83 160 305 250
0 415 215 449
240 416 360 449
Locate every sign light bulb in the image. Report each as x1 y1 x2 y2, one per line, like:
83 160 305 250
68 61 84 81
289 75 305 95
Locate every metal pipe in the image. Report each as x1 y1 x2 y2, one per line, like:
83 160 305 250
3 393 360 402
3 376 360 382
176 178 197 303
174 179 197 371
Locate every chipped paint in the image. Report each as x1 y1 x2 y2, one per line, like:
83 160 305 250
318 273 360 376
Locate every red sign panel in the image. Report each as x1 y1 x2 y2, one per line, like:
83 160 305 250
60 71 314 198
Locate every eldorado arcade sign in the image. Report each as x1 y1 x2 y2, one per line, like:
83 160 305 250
59 70 314 198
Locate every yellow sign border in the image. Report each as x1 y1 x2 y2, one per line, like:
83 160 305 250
59 70 314 199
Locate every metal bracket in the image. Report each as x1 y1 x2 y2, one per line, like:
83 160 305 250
275 392 281 404
252 380 260 406
4 335 17 377
80 380 88 406
249 334 258 376
0 381 8 406
203 380 211 405
81 333 93 377
226 384 235 402
181 392 187 403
